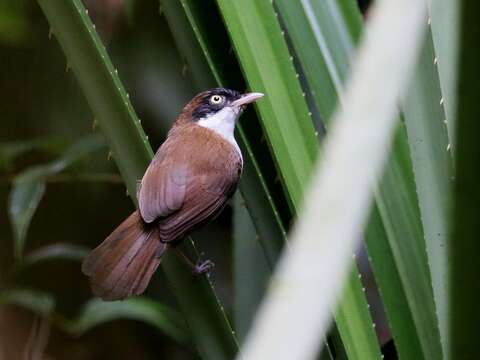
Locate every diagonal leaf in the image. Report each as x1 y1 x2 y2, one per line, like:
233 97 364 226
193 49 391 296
238 0 427 358
36 1 239 358
216 0 318 208
217 0 381 358
233 193 269 343
364 205 424 359
275 0 362 123
402 29 453 356
374 127 442 359
276 1 443 358
426 0 459 150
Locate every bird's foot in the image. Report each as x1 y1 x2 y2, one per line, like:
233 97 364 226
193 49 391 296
194 259 215 275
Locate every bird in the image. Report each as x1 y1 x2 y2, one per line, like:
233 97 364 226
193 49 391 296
82 87 264 301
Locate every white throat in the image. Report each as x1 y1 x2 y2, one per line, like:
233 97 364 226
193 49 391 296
197 107 242 161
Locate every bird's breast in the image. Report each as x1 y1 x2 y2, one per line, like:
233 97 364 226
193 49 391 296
172 123 243 176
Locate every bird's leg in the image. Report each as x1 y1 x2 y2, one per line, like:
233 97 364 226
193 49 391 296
173 247 215 275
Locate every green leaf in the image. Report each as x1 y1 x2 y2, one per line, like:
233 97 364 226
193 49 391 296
373 127 442 360
68 298 188 342
365 206 425 360
217 0 379 358
449 0 480 357
402 29 453 356
275 0 362 123
8 177 46 261
334 268 382 360
233 193 269 343
8 135 104 261
161 0 217 89
427 0 459 150
276 1 443 358
24 243 90 265
37 0 152 204
36 1 239 358
0 289 55 317
216 0 318 209
238 1 428 357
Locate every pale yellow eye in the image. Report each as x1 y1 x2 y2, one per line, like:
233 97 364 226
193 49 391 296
210 95 224 104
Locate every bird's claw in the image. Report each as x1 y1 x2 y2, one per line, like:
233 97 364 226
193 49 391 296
194 259 215 275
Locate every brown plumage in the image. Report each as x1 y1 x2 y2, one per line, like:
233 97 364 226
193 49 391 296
139 123 243 242
82 88 263 300
82 211 164 301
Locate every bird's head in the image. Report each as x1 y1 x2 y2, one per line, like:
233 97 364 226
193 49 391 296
177 88 264 127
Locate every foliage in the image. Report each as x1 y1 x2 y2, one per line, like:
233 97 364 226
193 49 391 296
0 0 472 358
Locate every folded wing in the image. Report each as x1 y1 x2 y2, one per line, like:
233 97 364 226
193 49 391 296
138 124 242 242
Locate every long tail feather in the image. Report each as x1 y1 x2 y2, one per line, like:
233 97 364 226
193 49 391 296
82 211 166 301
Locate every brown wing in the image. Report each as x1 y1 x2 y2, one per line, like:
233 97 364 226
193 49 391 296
139 123 242 241
138 137 187 223
158 170 239 243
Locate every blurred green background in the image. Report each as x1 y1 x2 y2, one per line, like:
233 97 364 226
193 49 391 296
0 0 236 358
0 0 386 359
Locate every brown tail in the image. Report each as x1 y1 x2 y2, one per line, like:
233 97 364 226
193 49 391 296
82 211 166 301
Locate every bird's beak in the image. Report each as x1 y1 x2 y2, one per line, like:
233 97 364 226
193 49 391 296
230 92 264 107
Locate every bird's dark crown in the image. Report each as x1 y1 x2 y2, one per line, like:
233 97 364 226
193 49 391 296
189 88 241 120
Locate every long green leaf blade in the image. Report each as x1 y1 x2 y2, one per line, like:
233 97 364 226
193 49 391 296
216 1 381 358
375 127 442 359
216 0 318 208
365 206 425 359
427 0 459 150
39 2 151 202
276 1 443 358
402 29 453 356
233 193 269 343
334 269 380 359
238 1 427 357
275 0 362 124
36 1 239 358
